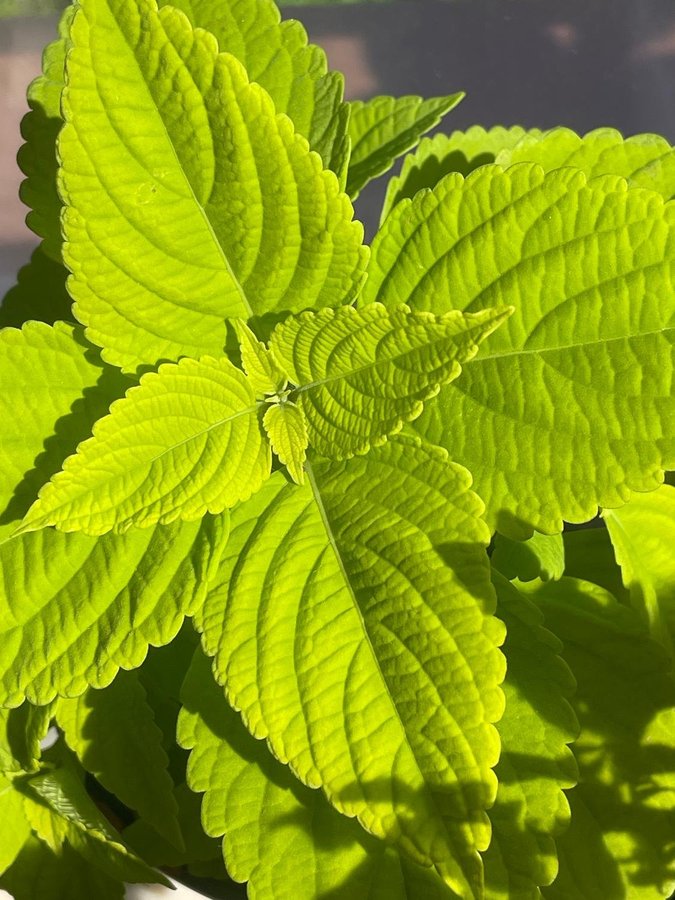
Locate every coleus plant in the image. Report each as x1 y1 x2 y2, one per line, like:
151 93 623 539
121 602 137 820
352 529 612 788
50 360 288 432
1 0 675 898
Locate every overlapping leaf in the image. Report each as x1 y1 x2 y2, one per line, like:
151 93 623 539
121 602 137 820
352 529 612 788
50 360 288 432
18 759 166 886
194 436 505 897
56 670 182 846
381 125 541 221
179 646 458 900
0 836 124 900
17 7 73 263
483 573 578 898
270 301 511 459
492 531 565 583
526 577 675 899
346 92 464 198
161 0 350 178
0 321 228 706
0 774 31 876
364 163 675 535
0 703 53 774
499 127 675 200
60 0 367 371
19 356 269 535
604 484 675 659
562 528 627 601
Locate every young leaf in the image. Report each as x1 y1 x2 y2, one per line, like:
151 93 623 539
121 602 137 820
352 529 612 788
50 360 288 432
499 127 675 199
346 92 464 199
232 319 287 395
19 357 270 535
526 578 675 899
492 531 565 583
0 516 228 707
178 647 457 900
161 0 350 179
59 0 367 371
483 573 578 898
604 484 675 659
262 402 308 485
0 774 31 875
364 164 675 535
0 837 124 900
19 761 167 886
270 302 512 459
56 670 182 848
194 436 505 897
381 125 542 222
0 703 53 774
17 7 74 263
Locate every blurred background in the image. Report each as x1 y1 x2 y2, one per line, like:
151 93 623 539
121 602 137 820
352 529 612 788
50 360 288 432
2 0 675 291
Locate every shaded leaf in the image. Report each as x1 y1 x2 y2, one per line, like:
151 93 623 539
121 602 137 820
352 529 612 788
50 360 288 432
492 531 565 583
604 484 675 659
56 670 182 847
526 578 675 899
382 125 540 221
0 703 53 774
483 573 578 898
0 774 31 875
178 646 458 900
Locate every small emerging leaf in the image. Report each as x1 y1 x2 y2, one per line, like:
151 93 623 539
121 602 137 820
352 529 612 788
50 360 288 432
492 531 565 583
233 318 287 395
270 302 512 459
18 357 270 536
263 402 308 485
0 703 53 774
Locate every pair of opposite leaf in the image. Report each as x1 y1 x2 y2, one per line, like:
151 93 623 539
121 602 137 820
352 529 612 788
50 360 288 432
16 303 511 537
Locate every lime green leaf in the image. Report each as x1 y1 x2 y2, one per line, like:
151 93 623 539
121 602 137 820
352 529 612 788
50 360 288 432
0 247 71 329
346 92 464 199
124 783 221 871
364 164 675 535
56 670 182 847
270 302 512 459
179 647 458 900
19 356 270 535
562 528 627 601
483 573 578 898
60 0 366 372
0 321 128 539
0 516 228 707
17 7 73 263
381 125 541 221
500 127 675 199
232 319 287 395
0 703 53 774
160 0 350 178
194 436 505 897
492 531 565 583
0 774 31 875
19 761 166 886
0 836 124 900
262 402 308 485
526 578 675 899
604 484 675 659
